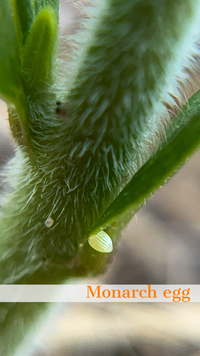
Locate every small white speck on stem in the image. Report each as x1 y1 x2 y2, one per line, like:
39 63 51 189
45 217 54 228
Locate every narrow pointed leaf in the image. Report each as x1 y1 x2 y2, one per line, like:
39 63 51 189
13 0 35 46
34 0 59 18
0 0 23 103
21 6 58 93
90 89 200 234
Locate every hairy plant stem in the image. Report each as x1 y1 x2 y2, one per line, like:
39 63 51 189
0 1 200 355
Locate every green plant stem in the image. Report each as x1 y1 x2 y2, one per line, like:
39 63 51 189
1 1 200 356
0 0 199 286
23 0 200 261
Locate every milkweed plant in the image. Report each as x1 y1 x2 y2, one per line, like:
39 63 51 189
1 0 200 355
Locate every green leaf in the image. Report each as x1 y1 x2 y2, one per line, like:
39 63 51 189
34 0 59 18
13 0 35 46
21 6 58 93
0 0 23 104
90 89 200 235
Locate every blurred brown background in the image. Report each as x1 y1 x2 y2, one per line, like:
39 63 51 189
1 1 200 355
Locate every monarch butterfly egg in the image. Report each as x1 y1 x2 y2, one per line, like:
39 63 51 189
88 231 113 253
45 217 54 228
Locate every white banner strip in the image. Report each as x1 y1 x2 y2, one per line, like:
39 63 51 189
0 284 198 302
